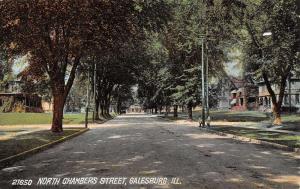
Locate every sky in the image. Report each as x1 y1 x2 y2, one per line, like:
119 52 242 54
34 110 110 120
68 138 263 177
224 48 243 78
12 55 28 76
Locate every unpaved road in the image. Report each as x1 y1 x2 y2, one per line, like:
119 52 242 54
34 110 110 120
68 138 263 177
0 114 299 189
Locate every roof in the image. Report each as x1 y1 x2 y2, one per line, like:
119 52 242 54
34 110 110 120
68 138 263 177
230 77 245 88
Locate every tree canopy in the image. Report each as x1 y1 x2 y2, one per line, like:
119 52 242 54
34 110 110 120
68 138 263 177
0 0 171 132
0 0 298 128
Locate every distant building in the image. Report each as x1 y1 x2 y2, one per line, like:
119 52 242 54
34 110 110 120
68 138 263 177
0 80 43 113
258 78 300 112
127 104 143 113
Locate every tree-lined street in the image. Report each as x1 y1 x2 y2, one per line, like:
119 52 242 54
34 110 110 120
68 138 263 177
0 1 299 188
0 114 299 189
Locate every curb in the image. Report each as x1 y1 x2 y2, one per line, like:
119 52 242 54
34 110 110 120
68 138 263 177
0 128 89 169
202 128 300 154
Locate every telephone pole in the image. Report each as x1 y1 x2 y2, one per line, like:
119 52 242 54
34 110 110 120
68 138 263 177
200 36 206 127
85 68 90 128
206 45 210 126
93 62 97 122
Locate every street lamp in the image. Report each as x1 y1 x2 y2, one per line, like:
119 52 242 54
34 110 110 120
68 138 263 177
263 32 272 36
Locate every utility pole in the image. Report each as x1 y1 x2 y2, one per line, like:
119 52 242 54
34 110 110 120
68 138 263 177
85 68 90 128
200 36 206 127
93 62 97 122
206 45 210 126
289 74 292 113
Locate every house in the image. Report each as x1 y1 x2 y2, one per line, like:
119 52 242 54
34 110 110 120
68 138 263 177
216 75 259 111
258 78 300 112
230 77 258 111
127 104 143 113
218 75 300 112
0 80 43 112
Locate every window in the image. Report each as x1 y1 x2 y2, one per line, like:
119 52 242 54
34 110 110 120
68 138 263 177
296 94 300 104
259 97 263 105
240 98 244 106
248 97 256 103
265 97 268 105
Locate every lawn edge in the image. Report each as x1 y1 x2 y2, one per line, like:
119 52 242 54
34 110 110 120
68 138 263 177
0 128 89 169
203 128 300 154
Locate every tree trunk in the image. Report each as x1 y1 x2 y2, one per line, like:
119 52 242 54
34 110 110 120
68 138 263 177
262 72 287 125
155 107 158 114
117 100 121 114
105 103 110 118
100 103 104 117
95 99 100 120
173 105 178 118
51 92 64 132
49 57 80 132
273 104 282 125
187 103 192 120
164 106 169 116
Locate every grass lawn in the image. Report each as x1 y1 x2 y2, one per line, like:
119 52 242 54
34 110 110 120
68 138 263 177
0 128 85 163
166 110 300 127
0 113 94 125
211 126 300 148
209 110 268 122
282 114 300 122
166 110 269 122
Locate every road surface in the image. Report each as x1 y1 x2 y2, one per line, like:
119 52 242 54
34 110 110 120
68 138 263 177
0 114 299 189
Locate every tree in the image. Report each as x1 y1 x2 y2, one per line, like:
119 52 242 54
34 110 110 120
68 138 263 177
234 0 300 124
0 0 171 132
136 0 241 120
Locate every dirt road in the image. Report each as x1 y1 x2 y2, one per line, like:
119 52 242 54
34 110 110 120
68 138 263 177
0 114 299 189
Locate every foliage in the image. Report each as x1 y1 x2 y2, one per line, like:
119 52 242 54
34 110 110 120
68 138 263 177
136 0 240 118
233 0 300 124
0 0 171 131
